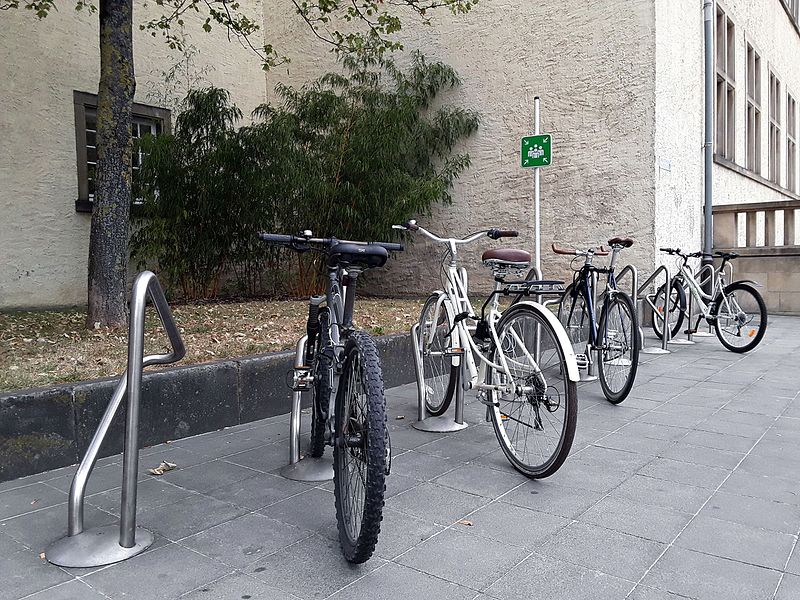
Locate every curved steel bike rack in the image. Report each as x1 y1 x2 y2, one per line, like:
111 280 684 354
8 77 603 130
616 264 643 349
47 272 185 568
638 265 673 354
411 322 468 433
278 335 334 482
690 263 717 338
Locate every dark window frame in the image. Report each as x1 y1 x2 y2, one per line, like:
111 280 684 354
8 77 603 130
73 90 171 213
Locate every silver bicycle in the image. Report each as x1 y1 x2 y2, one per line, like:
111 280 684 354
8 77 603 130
652 248 767 353
395 220 579 478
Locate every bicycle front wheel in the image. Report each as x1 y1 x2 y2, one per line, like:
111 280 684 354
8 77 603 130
487 304 578 479
333 331 387 564
597 292 640 404
713 282 767 353
557 283 591 352
309 308 332 458
418 294 459 416
652 280 686 341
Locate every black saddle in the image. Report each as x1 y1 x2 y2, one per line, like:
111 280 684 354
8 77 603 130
327 243 388 269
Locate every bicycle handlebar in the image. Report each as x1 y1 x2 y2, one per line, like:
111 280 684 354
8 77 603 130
552 242 610 257
393 220 517 245
258 232 403 252
659 247 702 259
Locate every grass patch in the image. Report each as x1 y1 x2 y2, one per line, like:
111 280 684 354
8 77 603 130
0 298 424 392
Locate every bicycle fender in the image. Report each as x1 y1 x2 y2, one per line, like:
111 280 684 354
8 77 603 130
512 300 581 383
726 279 762 288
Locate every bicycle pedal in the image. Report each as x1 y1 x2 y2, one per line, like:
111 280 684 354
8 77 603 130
574 353 590 370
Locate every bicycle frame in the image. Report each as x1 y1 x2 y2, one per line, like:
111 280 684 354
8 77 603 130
422 243 579 395
673 261 726 319
568 247 625 351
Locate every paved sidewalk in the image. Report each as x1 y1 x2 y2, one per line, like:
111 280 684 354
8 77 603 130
2 316 800 600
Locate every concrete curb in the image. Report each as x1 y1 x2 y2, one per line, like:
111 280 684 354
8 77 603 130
0 333 415 482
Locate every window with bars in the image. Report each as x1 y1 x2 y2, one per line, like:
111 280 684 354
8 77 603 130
715 7 736 160
746 44 762 173
73 91 170 213
788 93 797 192
769 73 782 184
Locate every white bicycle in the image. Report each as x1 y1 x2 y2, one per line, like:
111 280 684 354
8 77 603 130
395 221 580 478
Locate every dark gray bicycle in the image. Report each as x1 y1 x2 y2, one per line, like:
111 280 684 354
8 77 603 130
259 231 402 563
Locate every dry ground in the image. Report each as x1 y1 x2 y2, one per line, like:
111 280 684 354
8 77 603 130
0 298 424 392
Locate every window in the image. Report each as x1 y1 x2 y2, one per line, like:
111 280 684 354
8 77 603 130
746 44 762 172
788 93 797 192
715 7 736 160
73 91 171 213
769 73 782 184
781 0 799 28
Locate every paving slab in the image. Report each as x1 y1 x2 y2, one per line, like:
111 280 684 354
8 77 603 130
1 315 799 600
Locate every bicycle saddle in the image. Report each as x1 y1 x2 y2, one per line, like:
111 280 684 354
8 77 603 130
715 251 739 260
482 248 532 266
327 242 388 269
608 236 635 248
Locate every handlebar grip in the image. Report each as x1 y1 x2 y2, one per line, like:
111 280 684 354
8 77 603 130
552 242 576 255
373 242 404 252
488 229 519 240
595 246 610 256
259 233 295 244
659 247 672 253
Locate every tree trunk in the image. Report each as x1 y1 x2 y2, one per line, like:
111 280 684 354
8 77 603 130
86 0 135 328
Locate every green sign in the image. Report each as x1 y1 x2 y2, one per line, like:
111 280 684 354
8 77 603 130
521 134 552 168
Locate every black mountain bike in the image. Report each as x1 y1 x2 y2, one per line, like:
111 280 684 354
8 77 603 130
556 237 640 404
259 231 402 563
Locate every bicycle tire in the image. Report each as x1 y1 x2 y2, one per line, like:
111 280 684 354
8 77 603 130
712 282 767 353
309 308 331 458
333 331 387 563
558 283 591 351
418 293 459 416
652 280 686 341
486 303 578 479
597 292 640 404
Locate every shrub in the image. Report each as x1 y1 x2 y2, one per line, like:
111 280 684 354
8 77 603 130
132 52 479 299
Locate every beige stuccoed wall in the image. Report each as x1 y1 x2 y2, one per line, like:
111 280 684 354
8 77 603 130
0 3 267 309
653 0 705 267
712 0 800 207
263 0 658 296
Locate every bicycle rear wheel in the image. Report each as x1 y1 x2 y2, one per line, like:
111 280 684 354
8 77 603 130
713 282 767 353
418 294 459 416
333 331 387 563
487 304 578 479
652 280 686 341
597 292 640 404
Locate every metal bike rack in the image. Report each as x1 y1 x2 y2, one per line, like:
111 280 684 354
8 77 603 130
639 265 672 354
617 264 644 350
47 272 186 568
411 322 468 433
279 335 334 482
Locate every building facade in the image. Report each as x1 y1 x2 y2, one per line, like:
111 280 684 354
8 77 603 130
1 0 798 309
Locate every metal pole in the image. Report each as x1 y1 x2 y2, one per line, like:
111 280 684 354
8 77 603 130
67 374 128 536
119 283 146 548
702 0 715 286
411 323 426 422
288 335 307 465
534 96 542 273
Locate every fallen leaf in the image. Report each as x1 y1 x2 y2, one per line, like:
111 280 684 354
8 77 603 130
457 519 473 526
148 461 177 476
395 415 405 420
30 499 39 505
39 552 46 561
